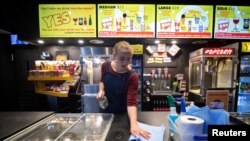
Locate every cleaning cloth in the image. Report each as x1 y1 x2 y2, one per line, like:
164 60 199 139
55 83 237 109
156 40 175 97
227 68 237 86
128 122 166 141
186 105 229 133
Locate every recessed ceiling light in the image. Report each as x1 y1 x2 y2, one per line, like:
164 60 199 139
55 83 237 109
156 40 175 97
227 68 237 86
171 40 177 44
78 40 84 44
58 40 64 44
37 40 44 44
192 40 208 44
155 40 160 44
89 39 104 44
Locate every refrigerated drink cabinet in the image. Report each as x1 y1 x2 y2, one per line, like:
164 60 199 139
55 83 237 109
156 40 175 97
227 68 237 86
236 55 250 113
188 47 237 109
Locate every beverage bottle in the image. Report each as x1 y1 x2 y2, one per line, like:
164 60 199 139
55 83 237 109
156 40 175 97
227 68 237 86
199 21 203 32
188 20 192 32
89 15 92 25
79 18 83 25
167 95 179 122
84 17 87 25
243 19 249 29
180 97 186 115
141 20 145 31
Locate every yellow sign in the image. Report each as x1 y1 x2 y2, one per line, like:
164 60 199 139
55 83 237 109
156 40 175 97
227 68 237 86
156 5 213 38
214 6 250 39
131 45 143 55
242 42 250 52
98 4 155 38
39 4 96 37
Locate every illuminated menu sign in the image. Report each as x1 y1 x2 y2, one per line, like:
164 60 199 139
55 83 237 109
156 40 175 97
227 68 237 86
39 4 96 37
203 48 235 56
98 4 155 38
214 6 250 39
156 5 213 38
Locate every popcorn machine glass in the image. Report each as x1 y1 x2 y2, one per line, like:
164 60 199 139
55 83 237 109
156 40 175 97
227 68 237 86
188 47 237 104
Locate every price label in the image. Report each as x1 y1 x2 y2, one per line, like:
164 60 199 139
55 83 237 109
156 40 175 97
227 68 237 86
131 45 143 55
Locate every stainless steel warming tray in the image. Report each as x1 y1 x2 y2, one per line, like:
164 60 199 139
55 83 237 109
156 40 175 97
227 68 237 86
230 112 250 125
4 113 114 141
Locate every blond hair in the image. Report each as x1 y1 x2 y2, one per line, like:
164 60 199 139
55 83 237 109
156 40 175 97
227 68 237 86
113 41 133 56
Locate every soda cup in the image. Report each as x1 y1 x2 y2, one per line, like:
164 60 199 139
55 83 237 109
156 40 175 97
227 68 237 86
99 96 108 109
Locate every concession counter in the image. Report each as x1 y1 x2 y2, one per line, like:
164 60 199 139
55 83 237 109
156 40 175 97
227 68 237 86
0 112 170 141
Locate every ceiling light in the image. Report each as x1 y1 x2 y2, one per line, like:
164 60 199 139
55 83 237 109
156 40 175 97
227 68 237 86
192 40 208 45
78 40 84 44
171 40 177 44
37 40 44 44
155 40 160 44
58 40 64 44
89 39 104 44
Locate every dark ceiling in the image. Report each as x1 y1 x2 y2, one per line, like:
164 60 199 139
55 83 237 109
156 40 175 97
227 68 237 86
28 38 239 48
0 0 249 47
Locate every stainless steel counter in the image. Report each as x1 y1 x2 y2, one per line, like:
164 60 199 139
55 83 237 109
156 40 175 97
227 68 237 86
4 113 114 141
0 111 54 140
2 111 243 141
1 112 170 141
104 112 169 141
229 112 250 125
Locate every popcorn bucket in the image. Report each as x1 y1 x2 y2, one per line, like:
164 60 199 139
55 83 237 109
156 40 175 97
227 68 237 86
102 17 113 31
218 18 229 32
160 18 171 31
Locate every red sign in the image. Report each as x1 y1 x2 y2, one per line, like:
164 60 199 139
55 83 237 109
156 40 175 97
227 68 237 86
203 48 235 56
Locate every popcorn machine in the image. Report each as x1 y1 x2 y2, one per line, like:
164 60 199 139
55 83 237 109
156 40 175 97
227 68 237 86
188 47 237 110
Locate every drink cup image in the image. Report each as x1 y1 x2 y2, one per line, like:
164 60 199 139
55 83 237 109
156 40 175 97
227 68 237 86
175 21 180 32
199 22 203 32
73 18 78 25
116 19 122 31
160 18 171 31
101 17 113 31
233 18 240 32
99 96 108 109
188 20 192 32
136 16 141 23
218 18 229 32
141 22 145 31
130 19 134 31
195 17 200 24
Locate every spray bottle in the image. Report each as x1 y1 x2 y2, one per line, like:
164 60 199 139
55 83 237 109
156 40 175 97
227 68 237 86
167 95 179 123
180 97 186 116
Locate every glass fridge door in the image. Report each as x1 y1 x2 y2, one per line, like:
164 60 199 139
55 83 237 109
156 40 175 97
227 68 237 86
131 55 143 110
237 77 250 112
237 55 250 112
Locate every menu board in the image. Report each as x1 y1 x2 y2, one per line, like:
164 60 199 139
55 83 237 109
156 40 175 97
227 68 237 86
156 5 213 38
98 4 155 38
214 6 250 39
39 4 96 37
